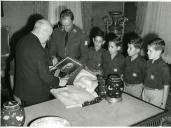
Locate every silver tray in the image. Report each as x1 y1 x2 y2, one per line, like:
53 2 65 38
28 116 71 127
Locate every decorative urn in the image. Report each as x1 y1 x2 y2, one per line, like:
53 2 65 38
106 74 124 103
96 75 107 97
1 100 25 126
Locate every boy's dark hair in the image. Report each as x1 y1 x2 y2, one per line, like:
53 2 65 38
60 9 74 21
128 35 143 49
148 38 165 53
94 28 105 39
107 33 122 47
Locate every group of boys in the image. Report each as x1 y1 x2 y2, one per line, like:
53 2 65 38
83 28 170 109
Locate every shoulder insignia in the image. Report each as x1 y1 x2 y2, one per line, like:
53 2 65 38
84 41 88 46
132 73 137 77
114 68 118 72
150 74 155 80
72 29 77 33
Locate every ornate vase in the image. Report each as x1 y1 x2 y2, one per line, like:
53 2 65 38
96 75 107 97
106 74 124 103
1 100 25 126
108 11 123 35
103 11 128 40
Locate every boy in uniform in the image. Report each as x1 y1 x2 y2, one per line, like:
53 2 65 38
84 28 105 75
124 35 146 98
102 33 125 77
143 38 170 108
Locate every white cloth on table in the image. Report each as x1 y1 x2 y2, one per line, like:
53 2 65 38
51 69 98 108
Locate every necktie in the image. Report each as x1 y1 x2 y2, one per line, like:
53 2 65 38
65 32 69 46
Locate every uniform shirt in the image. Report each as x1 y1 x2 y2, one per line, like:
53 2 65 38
123 56 146 84
144 57 170 89
48 24 89 62
85 47 105 71
102 51 125 77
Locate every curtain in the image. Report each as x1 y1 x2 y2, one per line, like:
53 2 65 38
136 2 171 64
81 2 93 34
1 1 4 17
33 1 49 19
48 1 83 29
135 2 147 34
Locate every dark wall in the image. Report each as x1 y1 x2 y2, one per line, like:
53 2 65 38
1 1 34 35
91 2 124 31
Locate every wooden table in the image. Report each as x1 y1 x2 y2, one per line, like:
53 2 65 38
24 93 167 126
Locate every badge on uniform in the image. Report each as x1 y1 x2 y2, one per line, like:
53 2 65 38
84 41 88 46
132 73 137 77
97 64 101 67
150 74 155 80
73 29 77 33
114 68 118 72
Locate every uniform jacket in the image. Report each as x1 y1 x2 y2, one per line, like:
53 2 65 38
85 47 106 71
102 51 125 77
14 33 58 104
123 56 146 84
48 24 89 62
144 57 170 89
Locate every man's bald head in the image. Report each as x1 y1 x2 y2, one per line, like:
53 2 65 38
32 19 53 47
33 19 52 32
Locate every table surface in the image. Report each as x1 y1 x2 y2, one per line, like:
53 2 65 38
24 93 165 126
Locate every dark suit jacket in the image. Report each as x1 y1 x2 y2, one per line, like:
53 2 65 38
14 33 58 105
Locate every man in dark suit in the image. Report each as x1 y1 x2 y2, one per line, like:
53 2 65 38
14 19 59 106
48 9 89 64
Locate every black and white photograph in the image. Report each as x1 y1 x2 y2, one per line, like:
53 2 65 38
53 57 82 78
1 1 171 127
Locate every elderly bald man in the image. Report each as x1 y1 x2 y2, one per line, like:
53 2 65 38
14 19 59 106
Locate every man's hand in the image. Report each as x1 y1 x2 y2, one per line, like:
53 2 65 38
59 77 69 87
49 56 58 71
54 69 60 77
52 56 58 66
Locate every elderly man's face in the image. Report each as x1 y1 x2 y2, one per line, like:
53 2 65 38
61 16 73 32
41 27 53 48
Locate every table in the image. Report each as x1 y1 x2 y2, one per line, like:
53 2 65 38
24 93 167 126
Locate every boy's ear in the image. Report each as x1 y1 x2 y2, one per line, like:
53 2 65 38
102 41 105 45
156 50 162 56
137 48 141 53
117 46 121 51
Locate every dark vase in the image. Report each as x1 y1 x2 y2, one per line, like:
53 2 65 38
1 100 25 126
106 74 124 103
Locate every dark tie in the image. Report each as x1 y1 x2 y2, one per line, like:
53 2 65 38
65 32 69 46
